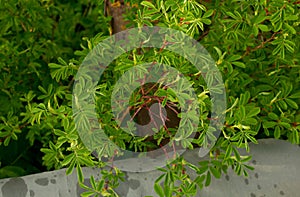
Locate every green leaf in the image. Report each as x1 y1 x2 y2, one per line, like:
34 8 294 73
285 98 298 109
278 122 291 129
226 11 239 20
81 191 95 197
283 23 296 34
164 184 172 197
194 175 205 189
58 57 67 66
239 105 246 119
4 136 10 146
268 112 278 120
96 179 105 191
291 128 299 144
141 1 157 9
89 176 96 189
284 40 295 53
235 163 242 175
247 107 260 117
201 18 211 25
258 24 269 31
0 166 26 178
210 166 221 179
232 61 246 68
62 153 75 166
66 160 76 175
38 85 48 94
77 165 84 183
227 55 241 62
245 133 258 144
203 10 214 18
239 92 250 105
233 147 241 161
289 92 300 99
274 21 283 32
277 100 288 110
253 25 258 37
270 10 282 23
0 131 10 138
225 144 232 158
197 164 208 174
263 121 277 128
241 155 253 163
255 13 266 24
205 171 211 186
154 183 164 197
274 126 281 139
244 117 258 125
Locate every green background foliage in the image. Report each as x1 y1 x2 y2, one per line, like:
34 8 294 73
0 0 299 196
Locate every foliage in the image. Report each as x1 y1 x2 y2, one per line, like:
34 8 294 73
0 0 107 178
0 0 299 197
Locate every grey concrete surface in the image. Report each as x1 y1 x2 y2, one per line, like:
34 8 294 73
0 139 299 197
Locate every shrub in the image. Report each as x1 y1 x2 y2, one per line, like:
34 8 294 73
0 0 106 178
0 0 299 196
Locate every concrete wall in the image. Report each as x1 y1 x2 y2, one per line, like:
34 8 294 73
1 139 299 197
